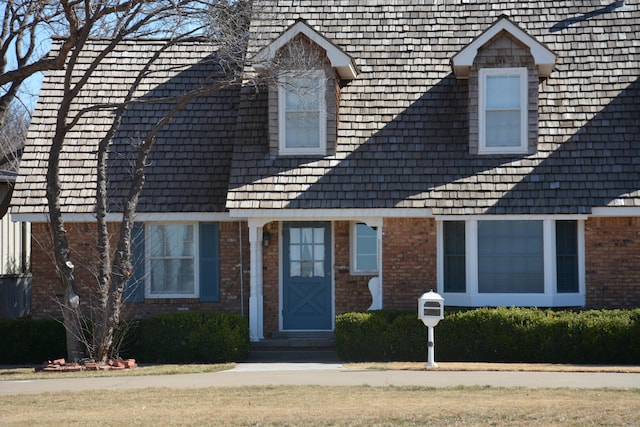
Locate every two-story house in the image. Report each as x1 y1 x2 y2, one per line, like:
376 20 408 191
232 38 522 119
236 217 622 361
11 0 640 342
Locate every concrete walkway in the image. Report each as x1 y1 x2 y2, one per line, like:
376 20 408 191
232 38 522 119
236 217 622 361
1 362 639 395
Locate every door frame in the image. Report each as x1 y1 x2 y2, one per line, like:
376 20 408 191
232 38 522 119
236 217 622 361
279 221 335 331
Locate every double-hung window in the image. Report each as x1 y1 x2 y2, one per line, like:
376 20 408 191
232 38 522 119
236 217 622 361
147 223 197 298
440 219 584 306
124 222 220 303
351 223 378 275
278 70 326 155
479 68 528 154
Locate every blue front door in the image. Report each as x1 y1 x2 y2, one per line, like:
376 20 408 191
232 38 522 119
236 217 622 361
282 222 332 330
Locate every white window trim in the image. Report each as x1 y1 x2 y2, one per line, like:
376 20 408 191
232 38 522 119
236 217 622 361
350 222 379 275
278 70 327 155
145 222 200 299
478 67 528 154
437 218 585 307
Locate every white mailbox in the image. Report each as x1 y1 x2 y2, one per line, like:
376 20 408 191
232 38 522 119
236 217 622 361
418 290 444 327
417 290 444 367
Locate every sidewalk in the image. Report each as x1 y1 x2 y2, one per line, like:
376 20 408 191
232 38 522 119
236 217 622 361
1 362 639 395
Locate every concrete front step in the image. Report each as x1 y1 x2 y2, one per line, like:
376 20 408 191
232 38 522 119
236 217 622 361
246 349 341 363
247 331 339 362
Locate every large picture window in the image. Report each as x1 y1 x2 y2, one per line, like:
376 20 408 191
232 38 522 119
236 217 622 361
479 68 528 154
439 219 584 306
278 71 326 155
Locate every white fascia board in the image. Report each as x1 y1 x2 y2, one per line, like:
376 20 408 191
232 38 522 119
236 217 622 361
230 208 432 221
434 214 589 221
253 20 357 80
451 16 556 79
591 207 640 217
11 212 234 223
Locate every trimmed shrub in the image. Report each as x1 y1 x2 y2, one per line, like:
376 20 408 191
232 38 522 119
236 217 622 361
124 311 250 363
336 307 640 364
0 318 66 364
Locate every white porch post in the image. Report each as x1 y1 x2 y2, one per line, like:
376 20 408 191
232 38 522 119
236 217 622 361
248 222 264 341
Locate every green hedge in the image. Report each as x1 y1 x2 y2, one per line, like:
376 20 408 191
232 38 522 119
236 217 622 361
0 318 66 364
123 311 250 363
335 307 640 364
0 312 250 365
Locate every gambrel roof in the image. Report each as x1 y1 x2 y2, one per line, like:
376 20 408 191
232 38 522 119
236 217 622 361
227 0 640 215
11 0 640 218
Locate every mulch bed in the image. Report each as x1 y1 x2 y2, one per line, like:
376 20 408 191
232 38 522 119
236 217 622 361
35 357 138 372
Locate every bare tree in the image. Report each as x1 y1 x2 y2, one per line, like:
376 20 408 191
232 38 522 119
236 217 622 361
7 0 324 363
38 0 257 363
0 0 71 127
0 102 28 171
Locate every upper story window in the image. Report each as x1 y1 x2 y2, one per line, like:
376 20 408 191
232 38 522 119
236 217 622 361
252 19 357 158
479 67 528 154
450 16 556 156
279 71 326 155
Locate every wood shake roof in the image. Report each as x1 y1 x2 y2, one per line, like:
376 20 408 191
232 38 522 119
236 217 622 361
11 1 640 217
227 0 640 214
12 38 238 216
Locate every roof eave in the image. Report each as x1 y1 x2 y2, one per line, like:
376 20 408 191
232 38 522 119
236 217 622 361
451 15 556 79
252 19 358 80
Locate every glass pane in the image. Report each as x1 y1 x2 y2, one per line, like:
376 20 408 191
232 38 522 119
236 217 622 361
355 224 378 272
148 224 195 295
290 245 301 262
478 221 544 293
290 261 301 277
314 261 325 277
444 221 466 293
285 77 320 111
313 227 324 244
486 110 521 147
286 111 320 148
150 259 194 294
486 75 521 109
556 221 579 293
288 226 326 278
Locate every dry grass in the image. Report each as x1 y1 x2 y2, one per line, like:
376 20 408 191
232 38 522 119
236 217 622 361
0 364 234 382
1 385 639 426
346 361 640 373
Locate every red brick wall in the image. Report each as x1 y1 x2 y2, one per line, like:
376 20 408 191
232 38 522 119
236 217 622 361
31 222 102 318
334 221 375 314
30 221 250 320
262 221 280 337
382 218 437 309
585 217 640 308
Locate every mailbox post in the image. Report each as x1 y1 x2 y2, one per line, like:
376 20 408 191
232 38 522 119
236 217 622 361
418 290 444 368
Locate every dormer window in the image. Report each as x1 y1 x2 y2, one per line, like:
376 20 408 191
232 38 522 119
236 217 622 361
451 15 555 156
252 19 358 157
479 67 528 154
279 71 326 155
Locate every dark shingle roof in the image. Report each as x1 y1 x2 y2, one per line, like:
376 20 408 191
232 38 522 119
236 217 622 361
227 0 640 214
12 38 238 215
11 2 640 217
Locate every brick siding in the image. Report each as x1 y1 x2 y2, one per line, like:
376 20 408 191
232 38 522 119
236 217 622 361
381 218 437 309
30 221 250 320
585 217 640 308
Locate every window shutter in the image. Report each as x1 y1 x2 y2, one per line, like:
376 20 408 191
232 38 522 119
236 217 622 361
199 222 220 302
124 222 145 303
